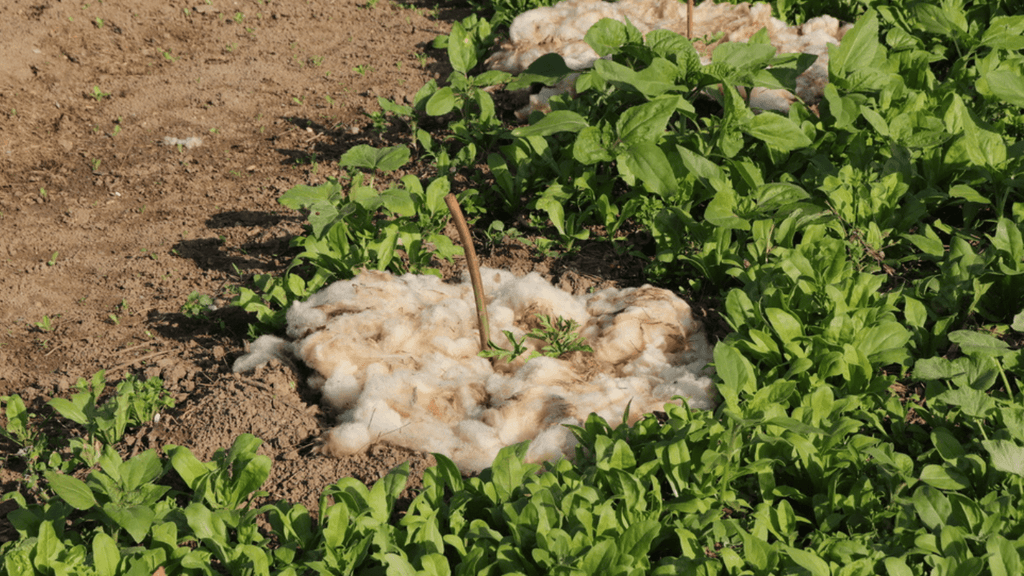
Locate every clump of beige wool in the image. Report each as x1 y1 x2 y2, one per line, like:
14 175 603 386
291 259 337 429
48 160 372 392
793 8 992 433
234 268 716 473
487 0 852 116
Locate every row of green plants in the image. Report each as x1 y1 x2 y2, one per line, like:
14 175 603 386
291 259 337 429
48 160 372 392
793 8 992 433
228 0 1024 570
4 0 1024 572
4 370 1024 575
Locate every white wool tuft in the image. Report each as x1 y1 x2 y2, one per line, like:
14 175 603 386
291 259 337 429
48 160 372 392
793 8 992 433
487 0 852 118
237 269 717 473
325 422 372 456
232 335 292 373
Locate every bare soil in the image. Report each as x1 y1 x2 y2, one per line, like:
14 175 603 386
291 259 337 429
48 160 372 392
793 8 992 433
0 0 676 544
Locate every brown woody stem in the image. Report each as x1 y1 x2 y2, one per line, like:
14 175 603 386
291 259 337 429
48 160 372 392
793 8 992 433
444 193 490 352
687 0 694 40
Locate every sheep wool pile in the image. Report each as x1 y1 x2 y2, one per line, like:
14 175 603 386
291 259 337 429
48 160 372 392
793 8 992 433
234 269 716 472
486 0 852 116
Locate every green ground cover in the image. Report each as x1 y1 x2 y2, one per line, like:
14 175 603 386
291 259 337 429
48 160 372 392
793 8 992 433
3 0 1024 573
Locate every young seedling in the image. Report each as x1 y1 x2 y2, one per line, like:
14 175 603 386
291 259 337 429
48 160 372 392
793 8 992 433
480 314 593 363
479 330 531 363
34 316 53 332
527 314 593 357
181 292 214 319
90 86 111 101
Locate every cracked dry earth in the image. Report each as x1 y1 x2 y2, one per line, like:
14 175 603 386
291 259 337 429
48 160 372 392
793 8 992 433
0 0 670 544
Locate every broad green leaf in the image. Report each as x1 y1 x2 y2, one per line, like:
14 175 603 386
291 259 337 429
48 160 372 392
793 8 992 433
278 181 340 210
646 29 698 64
764 417 824 436
741 530 774 573
2 394 30 440
859 106 889 136
36 520 62 567
677 145 725 181
119 449 163 491
619 142 677 197
573 125 614 164
980 16 1024 50
489 443 533 502
948 330 1010 357
705 188 750 230
712 41 778 72
884 557 914 576
742 113 812 152
987 535 1022 576
1013 310 1024 332
307 200 341 238
447 21 475 74
340 144 410 172
932 428 966 462
944 93 1007 167
103 503 155 543
487 152 514 194
537 196 567 235
828 10 879 78
937 388 995 418
581 539 618 574
512 110 588 138
47 397 89 426
949 184 990 205
92 531 120 576
286 272 307 297
919 464 970 490
786 546 830 576
903 296 928 328
381 188 416 218
425 87 456 116
384 553 417 576
765 308 802 343
913 357 962 381
714 343 756 408
383 462 410 501
594 57 679 98
616 96 679 147
584 18 641 56
506 53 574 90
857 322 911 364
420 553 452 576
45 472 97 510
618 519 661 561
424 177 449 218
823 84 859 130
912 486 951 530
982 440 1024 477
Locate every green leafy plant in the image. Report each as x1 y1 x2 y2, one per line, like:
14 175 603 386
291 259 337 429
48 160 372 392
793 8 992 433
180 291 214 319
481 314 593 362
89 86 110 101
33 315 53 332
233 144 462 332
45 447 172 543
46 371 173 466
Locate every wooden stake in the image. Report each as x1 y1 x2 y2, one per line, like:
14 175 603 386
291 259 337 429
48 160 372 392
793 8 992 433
444 193 490 352
687 0 694 40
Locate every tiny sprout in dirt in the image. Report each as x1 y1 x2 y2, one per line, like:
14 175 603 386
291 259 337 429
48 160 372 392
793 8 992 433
181 292 214 319
34 315 54 332
90 86 111 101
